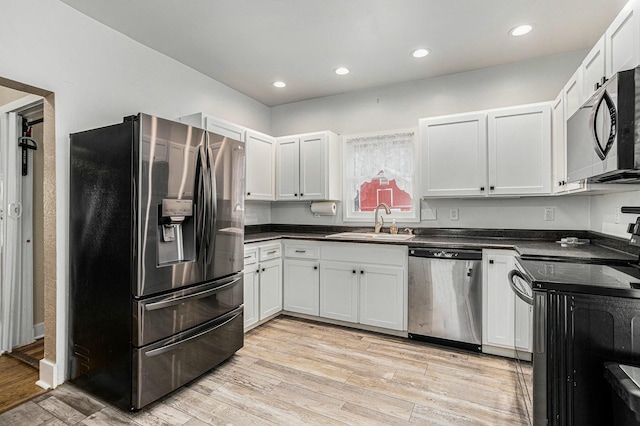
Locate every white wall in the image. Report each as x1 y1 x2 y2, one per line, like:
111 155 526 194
271 51 586 136
271 196 591 230
590 190 640 238
269 51 593 229
0 0 271 386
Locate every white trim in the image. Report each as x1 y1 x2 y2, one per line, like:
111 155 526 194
33 322 44 339
37 358 56 390
0 95 43 115
342 128 420 223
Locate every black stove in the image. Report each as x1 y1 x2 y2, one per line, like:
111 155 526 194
517 259 640 297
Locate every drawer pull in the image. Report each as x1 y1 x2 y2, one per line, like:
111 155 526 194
267 250 277 255
144 278 241 311
244 255 251 259
295 250 307 253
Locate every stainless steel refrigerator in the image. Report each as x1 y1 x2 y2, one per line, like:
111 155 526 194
68 113 245 410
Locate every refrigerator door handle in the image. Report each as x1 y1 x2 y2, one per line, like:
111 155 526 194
194 147 208 258
205 140 217 266
143 277 242 311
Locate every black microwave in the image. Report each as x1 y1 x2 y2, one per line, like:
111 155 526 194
566 66 640 183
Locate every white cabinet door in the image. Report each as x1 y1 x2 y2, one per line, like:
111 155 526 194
359 264 404 331
487 104 551 196
515 302 533 353
283 259 319 315
243 268 260 329
259 258 282 320
605 0 640 77
299 133 326 200
483 253 516 349
563 68 583 120
582 36 607 101
205 116 245 141
245 130 275 201
419 113 487 197
276 137 300 200
552 94 566 194
319 261 359 323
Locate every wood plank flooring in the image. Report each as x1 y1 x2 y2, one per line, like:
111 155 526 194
0 316 529 425
0 354 47 414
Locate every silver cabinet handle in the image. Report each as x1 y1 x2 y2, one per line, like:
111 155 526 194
144 278 241 311
267 250 277 255
295 250 306 253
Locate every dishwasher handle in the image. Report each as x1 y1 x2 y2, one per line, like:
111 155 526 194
409 248 482 261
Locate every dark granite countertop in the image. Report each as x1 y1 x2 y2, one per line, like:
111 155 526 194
244 225 638 263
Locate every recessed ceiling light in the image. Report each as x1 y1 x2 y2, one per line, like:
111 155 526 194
334 67 350 75
411 48 430 58
272 81 286 88
509 24 533 37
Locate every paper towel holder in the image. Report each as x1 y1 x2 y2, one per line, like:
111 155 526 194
310 201 338 217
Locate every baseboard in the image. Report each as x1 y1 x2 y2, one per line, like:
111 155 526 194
37 358 57 390
33 322 44 339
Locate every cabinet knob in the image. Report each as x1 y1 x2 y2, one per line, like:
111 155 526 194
490 186 495 191
300 193 304 197
294 193 298 197
480 186 485 191
314 266 318 270
489 259 494 264
247 192 251 196
352 270 356 274
360 270 364 274
262 268 265 272
256 269 260 273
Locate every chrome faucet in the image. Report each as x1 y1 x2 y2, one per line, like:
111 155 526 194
374 202 391 233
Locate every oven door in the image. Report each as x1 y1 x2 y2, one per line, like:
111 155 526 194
509 267 535 425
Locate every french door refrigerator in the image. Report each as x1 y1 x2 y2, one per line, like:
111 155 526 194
68 113 245 410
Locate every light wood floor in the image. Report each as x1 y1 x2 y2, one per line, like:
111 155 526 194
0 316 529 425
0 338 47 414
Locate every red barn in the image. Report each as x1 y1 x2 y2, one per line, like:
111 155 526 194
358 173 412 212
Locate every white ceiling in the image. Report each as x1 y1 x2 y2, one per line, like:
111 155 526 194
60 0 628 107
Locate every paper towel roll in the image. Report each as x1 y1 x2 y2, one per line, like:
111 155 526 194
310 201 337 216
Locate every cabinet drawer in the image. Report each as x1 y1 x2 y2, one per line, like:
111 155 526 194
244 247 258 265
321 242 406 267
284 243 320 260
259 243 281 261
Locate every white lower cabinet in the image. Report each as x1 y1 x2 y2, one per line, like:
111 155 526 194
358 264 405 330
243 242 282 331
320 261 359 322
482 249 532 358
283 258 319 315
320 242 407 332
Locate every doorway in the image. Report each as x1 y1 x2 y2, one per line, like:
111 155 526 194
0 78 56 410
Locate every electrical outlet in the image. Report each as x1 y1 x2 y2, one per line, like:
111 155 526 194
544 207 555 221
614 206 621 224
450 208 459 221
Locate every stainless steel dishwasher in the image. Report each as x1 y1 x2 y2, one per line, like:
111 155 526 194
408 248 483 352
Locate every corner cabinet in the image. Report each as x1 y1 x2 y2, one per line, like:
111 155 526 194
276 131 341 201
420 103 552 197
482 250 532 358
245 130 276 201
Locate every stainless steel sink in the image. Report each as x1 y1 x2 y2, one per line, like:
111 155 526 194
325 232 415 241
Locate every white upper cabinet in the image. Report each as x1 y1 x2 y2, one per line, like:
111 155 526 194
419 112 487 197
582 36 606 101
245 130 275 201
552 94 566 194
276 131 341 201
420 103 551 197
487 103 552 196
605 0 640 77
205 116 245 142
563 68 583 120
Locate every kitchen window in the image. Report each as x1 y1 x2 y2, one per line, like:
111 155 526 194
343 130 419 222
